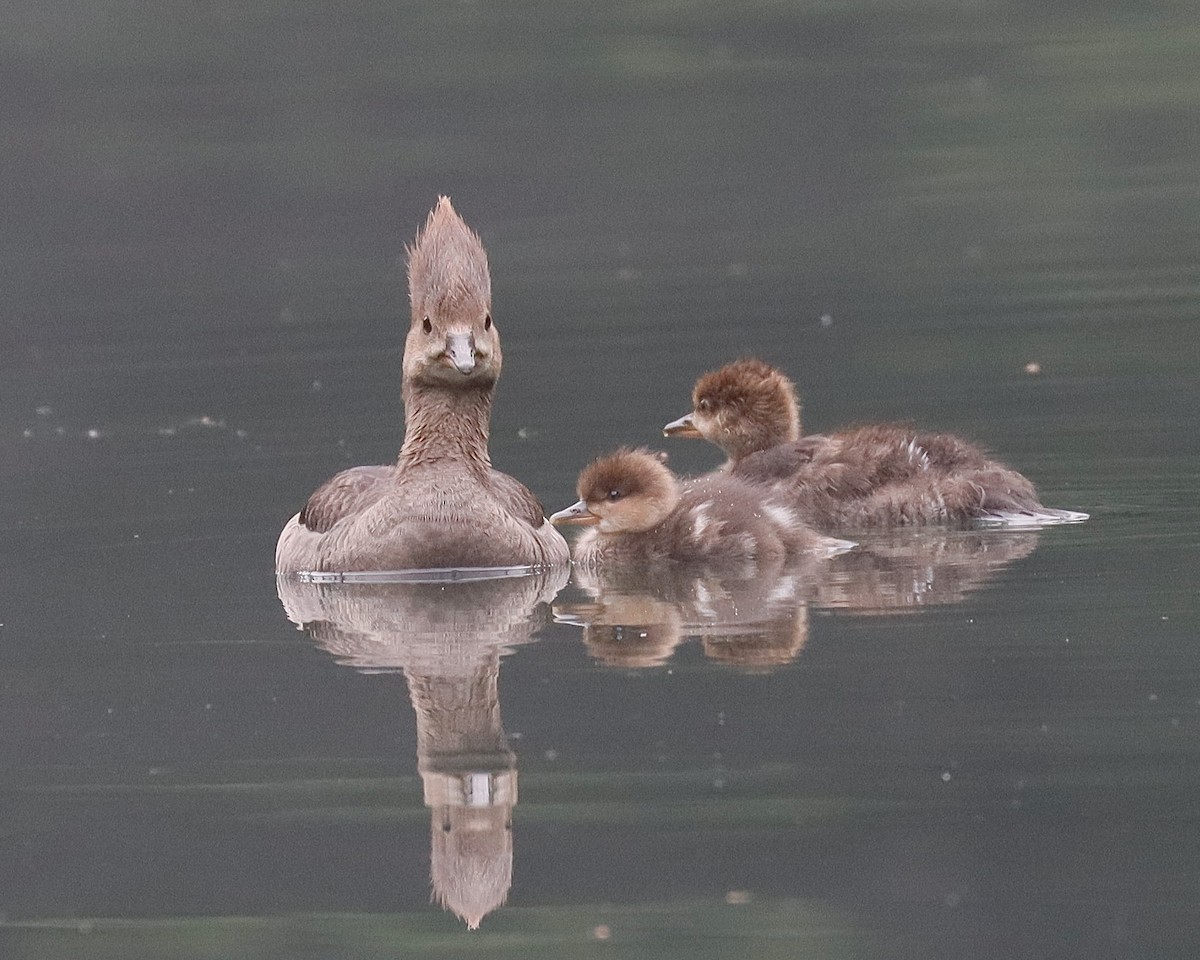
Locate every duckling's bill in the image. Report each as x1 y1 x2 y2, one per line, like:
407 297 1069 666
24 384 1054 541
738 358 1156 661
662 413 702 438
550 499 600 526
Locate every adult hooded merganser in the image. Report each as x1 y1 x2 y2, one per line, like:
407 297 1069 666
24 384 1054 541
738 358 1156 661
663 358 1088 529
549 447 853 566
275 197 569 573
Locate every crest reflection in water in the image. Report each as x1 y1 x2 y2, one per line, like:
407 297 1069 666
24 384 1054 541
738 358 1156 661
277 566 568 930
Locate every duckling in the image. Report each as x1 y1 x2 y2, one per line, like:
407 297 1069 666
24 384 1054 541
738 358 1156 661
664 358 1088 529
275 197 569 573
550 447 853 567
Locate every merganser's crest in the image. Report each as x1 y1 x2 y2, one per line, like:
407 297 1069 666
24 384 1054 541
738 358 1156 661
407 196 492 323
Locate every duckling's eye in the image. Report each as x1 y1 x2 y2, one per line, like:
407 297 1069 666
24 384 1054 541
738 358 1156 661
422 317 432 335
698 398 712 412
607 489 622 501
483 314 492 330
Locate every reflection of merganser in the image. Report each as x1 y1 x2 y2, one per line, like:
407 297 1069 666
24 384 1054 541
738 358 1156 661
550 447 854 566
278 567 568 930
665 358 1088 528
276 198 568 573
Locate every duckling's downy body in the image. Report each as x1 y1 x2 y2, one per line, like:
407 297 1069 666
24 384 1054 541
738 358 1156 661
276 198 569 573
664 359 1088 530
550 448 853 567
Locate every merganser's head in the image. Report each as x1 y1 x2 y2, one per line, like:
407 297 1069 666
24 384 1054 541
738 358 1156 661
404 196 501 388
550 448 679 534
663 358 801 461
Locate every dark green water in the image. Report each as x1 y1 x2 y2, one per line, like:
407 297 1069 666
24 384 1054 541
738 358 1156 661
3 2 1199 957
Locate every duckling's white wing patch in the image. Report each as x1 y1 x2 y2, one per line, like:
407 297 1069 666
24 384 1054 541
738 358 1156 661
691 505 712 539
906 437 931 470
761 502 800 530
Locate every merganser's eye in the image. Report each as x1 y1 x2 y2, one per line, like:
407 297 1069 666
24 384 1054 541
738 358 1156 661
484 314 492 330
607 489 622 501
698 398 711 412
422 317 432 334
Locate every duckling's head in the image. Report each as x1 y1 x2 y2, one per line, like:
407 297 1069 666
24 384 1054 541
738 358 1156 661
404 197 502 388
663 358 800 461
550 448 679 534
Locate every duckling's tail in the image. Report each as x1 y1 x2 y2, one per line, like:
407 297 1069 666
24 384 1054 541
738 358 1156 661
975 507 1090 528
814 536 858 557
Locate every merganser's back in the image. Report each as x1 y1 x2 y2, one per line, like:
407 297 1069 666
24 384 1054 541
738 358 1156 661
275 197 568 574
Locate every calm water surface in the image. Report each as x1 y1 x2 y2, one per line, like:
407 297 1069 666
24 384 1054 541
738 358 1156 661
3 2 1200 957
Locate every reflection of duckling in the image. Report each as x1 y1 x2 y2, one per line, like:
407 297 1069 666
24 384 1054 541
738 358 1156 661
580 621 686 669
276 197 568 573
700 608 808 672
550 448 853 566
555 560 825 671
664 358 1088 528
818 529 1041 612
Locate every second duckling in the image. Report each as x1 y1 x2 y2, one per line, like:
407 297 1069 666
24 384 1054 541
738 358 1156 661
550 448 853 567
664 358 1089 528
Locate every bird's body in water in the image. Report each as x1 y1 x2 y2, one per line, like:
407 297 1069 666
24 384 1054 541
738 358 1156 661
276 197 568 574
663 358 1088 529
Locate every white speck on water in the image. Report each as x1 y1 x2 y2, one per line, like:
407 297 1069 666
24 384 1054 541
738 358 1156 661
311 380 322 392
944 892 961 908
725 890 752 905
666 669 674 675
1149 693 1159 702
591 925 611 941
158 426 177 436
55 426 66 435
36 405 52 417
941 771 952 782
22 428 33 438
509 731 522 740
205 703 213 710
819 313 833 328
544 749 558 762
86 428 102 439
717 711 726 726
132 534 140 540
1024 361 1042 375
1171 718 1180 727
235 429 248 439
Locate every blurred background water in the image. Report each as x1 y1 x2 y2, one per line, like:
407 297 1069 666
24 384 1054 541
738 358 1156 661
2 1 1199 957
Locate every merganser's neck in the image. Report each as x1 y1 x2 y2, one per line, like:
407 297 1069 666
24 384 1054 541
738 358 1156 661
399 381 493 470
